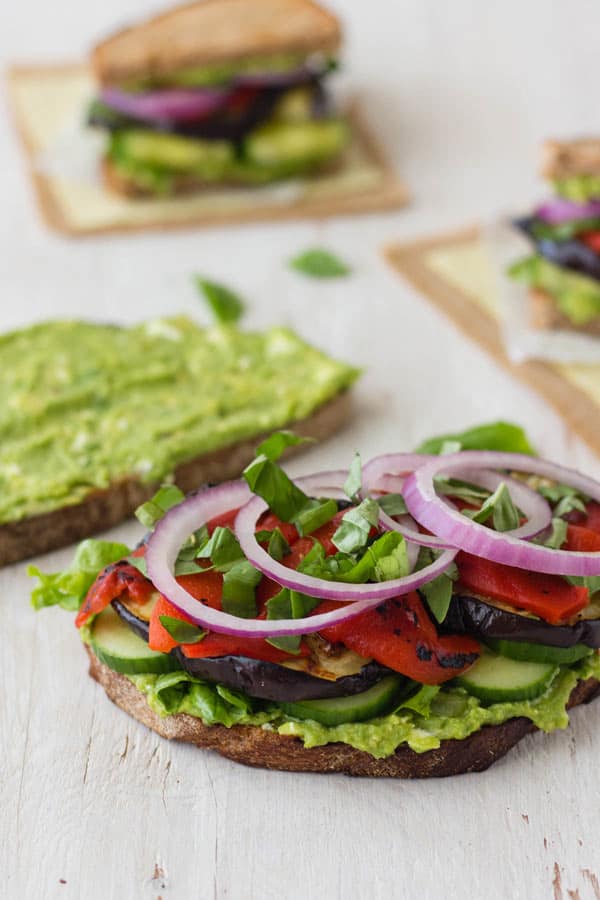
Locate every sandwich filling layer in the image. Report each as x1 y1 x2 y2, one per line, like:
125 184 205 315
31 423 600 761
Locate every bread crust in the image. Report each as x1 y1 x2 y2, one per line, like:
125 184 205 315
541 138 600 179
87 647 600 777
0 390 351 566
92 0 341 87
529 287 600 336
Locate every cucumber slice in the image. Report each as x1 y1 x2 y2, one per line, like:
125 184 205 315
486 638 592 666
280 675 404 726
454 650 558 704
91 606 177 675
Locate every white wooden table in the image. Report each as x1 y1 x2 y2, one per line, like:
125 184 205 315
2 2 600 897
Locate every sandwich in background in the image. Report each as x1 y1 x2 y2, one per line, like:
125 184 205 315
88 0 351 197
509 138 600 337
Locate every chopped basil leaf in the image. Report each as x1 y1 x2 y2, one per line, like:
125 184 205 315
126 555 148 576
418 561 458 624
135 484 185 528
543 518 568 550
266 635 303 654
196 526 243 572
416 421 535 456
266 587 319 620
565 575 600 597
266 587 320 654
176 526 210 562
256 430 312 462
194 276 244 324
373 537 409 582
159 615 207 644
267 527 291 561
293 498 337 536
289 248 350 278
243 454 309 522
376 493 408 516
344 452 362 500
221 560 262 618
332 498 379 553
538 483 588 518
296 540 326 575
465 482 520 532
434 476 491 505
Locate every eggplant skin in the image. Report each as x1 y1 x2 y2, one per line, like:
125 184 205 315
444 594 600 649
173 651 390 702
112 598 390 701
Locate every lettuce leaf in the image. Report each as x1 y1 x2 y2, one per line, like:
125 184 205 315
28 539 130 611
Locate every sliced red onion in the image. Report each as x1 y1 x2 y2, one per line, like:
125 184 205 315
362 453 434 489
101 86 231 123
235 489 455 607
403 452 600 576
145 475 440 638
535 197 600 224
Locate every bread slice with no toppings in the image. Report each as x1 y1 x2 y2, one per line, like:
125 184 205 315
92 0 341 87
0 390 351 567
87 647 600 778
529 287 600 336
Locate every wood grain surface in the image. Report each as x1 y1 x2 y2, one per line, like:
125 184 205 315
4 1 600 898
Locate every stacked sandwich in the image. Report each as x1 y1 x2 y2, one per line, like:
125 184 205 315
88 0 350 197
509 138 600 335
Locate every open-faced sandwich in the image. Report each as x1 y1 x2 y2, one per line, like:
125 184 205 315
0 317 357 565
88 0 349 197
32 423 600 777
509 138 600 336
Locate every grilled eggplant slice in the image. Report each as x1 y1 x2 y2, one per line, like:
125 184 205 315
112 597 390 701
444 594 600 649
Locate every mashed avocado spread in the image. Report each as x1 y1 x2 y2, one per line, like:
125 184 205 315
129 654 600 759
508 254 600 325
0 318 358 524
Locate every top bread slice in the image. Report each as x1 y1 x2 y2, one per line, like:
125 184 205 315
92 0 342 86
541 138 600 179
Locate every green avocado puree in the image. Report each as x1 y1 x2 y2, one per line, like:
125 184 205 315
0 318 358 524
129 654 600 759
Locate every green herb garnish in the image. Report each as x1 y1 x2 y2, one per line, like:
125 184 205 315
289 248 350 278
376 493 408 516
465 482 520 532
221 560 262 618
256 430 312 462
194 277 244 324
159 615 207 644
332 498 379 553
135 484 185 528
344 452 362 500
416 421 535 456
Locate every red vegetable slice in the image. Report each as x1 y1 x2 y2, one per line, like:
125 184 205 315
566 525 600 553
456 552 589 625
582 232 600 254
149 595 308 661
319 593 480 685
75 561 154 628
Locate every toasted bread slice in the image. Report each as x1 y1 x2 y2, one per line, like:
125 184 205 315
529 287 600 336
92 0 341 87
0 390 351 567
87 647 600 777
541 138 600 180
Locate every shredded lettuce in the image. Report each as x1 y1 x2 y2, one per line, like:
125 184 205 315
29 539 131 611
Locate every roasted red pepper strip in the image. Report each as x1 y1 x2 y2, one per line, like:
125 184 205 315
456 552 589 624
319 593 480 685
565 525 600 553
75 560 154 628
581 232 600 253
582 502 600 535
149 595 308 661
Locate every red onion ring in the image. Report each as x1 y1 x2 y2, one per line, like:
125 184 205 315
145 474 439 638
101 86 232 123
234 472 455 605
403 451 600 576
535 197 600 225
